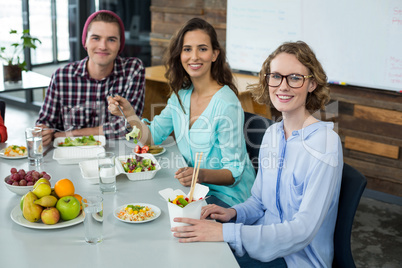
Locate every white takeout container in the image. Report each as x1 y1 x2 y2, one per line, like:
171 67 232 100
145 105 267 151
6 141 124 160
159 184 209 229
79 159 118 184
53 135 106 148
53 147 105 165
79 154 161 183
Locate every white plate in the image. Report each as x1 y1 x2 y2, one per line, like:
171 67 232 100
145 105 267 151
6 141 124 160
0 148 27 159
10 205 84 229
53 135 106 148
150 147 166 156
114 203 161 224
79 159 119 184
134 146 166 157
53 147 105 165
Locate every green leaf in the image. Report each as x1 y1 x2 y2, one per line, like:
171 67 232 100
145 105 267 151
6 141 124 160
0 29 41 68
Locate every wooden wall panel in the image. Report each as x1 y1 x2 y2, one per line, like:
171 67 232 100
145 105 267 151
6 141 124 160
150 0 227 66
152 0 204 8
344 136 399 159
330 84 402 111
204 0 227 9
339 114 402 140
332 85 402 197
344 149 402 169
345 157 402 185
339 128 402 147
354 105 402 126
150 6 204 15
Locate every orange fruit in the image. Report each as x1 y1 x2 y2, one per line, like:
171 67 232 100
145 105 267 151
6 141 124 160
73 194 83 210
54 178 75 198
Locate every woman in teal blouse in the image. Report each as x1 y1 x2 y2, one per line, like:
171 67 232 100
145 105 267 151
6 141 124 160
108 18 255 206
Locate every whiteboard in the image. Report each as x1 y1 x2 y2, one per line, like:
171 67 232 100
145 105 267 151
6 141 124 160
226 0 402 93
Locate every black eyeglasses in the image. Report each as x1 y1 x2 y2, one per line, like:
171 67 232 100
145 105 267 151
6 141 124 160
264 73 314 88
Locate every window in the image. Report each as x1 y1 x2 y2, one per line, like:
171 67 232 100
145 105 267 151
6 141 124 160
0 1 23 62
0 0 69 67
29 0 70 64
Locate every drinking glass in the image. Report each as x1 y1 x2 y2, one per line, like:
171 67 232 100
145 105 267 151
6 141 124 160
25 127 43 166
82 196 103 244
98 152 116 193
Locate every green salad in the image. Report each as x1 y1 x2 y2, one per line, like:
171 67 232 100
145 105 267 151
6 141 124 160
121 156 157 173
58 135 101 147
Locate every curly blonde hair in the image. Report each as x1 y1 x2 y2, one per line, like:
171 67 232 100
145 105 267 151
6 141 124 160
249 41 330 112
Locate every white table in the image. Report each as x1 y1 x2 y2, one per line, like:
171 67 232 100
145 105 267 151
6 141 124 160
0 70 51 110
0 137 239 268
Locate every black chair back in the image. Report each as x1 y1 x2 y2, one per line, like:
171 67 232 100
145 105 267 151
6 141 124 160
0 100 5 122
333 163 367 268
243 112 274 172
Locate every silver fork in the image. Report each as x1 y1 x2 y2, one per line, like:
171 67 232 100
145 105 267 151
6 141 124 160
42 127 72 132
108 94 132 132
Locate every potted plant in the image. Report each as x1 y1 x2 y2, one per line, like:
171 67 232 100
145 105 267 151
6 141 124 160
0 29 41 83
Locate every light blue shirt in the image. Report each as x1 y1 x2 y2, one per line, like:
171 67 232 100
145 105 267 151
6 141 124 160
223 120 343 267
147 85 256 206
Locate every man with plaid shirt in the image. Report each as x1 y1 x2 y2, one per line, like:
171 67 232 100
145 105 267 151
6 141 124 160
36 10 145 146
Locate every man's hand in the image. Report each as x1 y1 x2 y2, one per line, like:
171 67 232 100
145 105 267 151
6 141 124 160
201 204 237 222
171 218 224 243
107 95 135 118
36 124 54 147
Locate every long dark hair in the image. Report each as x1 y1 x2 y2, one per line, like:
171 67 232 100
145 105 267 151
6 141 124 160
164 18 237 111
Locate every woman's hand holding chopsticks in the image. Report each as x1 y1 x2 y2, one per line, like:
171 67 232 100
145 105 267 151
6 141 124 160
174 167 202 186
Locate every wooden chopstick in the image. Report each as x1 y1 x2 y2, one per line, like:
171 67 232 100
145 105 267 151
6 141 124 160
189 152 203 202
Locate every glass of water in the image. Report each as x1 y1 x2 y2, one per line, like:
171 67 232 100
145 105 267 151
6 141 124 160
82 195 103 244
98 152 116 193
25 127 43 166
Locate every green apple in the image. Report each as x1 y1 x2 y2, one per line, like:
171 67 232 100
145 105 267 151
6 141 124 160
20 194 25 211
56 196 81 221
32 183 52 198
41 207 60 225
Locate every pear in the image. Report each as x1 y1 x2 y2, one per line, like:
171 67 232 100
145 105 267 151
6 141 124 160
23 191 43 222
32 183 52 199
34 178 51 189
34 195 58 207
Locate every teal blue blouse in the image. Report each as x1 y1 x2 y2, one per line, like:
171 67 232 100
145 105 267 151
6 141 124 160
147 85 256 206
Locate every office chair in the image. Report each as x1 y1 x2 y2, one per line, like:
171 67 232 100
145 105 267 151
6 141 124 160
333 163 367 268
243 112 274 172
0 100 5 121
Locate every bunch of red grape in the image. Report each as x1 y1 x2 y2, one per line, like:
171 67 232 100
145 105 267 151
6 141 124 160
6 168 51 186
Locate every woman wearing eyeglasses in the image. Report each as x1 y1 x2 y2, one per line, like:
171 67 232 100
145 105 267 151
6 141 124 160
171 41 343 268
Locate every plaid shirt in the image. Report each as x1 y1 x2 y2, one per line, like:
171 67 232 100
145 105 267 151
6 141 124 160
36 56 145 139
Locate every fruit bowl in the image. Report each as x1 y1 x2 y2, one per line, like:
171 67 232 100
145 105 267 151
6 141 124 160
4 175 52 196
